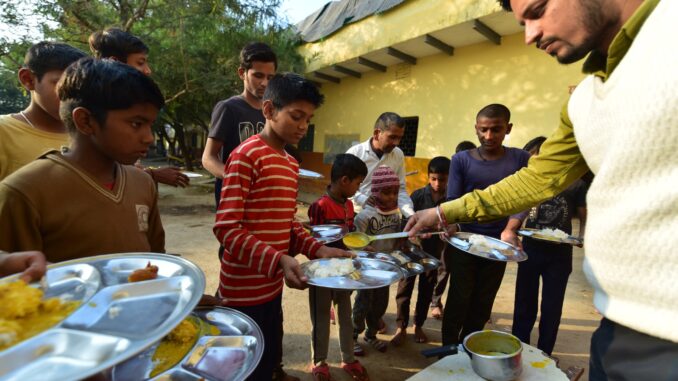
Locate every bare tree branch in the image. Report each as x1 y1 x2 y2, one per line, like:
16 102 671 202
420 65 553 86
68 7 98 32
165 88 188 103
123 0 150 31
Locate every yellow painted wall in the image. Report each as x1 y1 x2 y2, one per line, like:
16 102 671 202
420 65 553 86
309 32 585 158
300 0 501 72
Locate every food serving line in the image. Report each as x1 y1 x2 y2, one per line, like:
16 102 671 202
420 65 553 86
305 224 578 381
0 203 581 380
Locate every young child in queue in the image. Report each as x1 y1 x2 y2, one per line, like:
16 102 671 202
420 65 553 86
0 41 86 181
392 156 450 346
213 73 352 380
307 153 370 381
352 165 402 355
89 27 189 188
0 58 166 261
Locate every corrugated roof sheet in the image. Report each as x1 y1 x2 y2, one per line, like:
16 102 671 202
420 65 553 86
295 0 406 42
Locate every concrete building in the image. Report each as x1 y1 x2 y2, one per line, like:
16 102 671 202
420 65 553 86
295 0 585 192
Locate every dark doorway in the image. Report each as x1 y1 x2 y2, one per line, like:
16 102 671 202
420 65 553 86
398 117 419 156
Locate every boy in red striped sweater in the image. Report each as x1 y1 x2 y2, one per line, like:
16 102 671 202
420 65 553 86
214 73 352 380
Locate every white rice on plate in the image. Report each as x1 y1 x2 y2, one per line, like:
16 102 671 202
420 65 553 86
537 228 569 239
308 259 355 278
468 234 505 251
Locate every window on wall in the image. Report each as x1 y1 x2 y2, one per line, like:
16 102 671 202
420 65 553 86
298 124 315 152
398 117 419 157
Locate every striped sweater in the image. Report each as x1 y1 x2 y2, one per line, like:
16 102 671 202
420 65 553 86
214 135 322 306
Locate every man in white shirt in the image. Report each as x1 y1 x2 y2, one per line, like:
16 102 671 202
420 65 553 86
346 112 415 218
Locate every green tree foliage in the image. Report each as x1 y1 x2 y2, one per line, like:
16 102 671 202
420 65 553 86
0 38 30 115
0 0 304 169
0 68 29 115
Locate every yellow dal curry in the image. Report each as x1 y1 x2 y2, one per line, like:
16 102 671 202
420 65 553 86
150 316 220 377
0 280 79 351
342 233 369 248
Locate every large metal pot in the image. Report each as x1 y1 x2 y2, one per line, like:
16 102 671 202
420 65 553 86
463 330 523 381
421 330 523 381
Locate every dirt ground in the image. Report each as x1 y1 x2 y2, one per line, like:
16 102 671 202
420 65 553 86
158 180 598 381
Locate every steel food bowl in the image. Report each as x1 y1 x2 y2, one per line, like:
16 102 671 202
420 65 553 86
463 330 523 381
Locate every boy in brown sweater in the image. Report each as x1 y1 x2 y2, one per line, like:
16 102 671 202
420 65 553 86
0 58 166 262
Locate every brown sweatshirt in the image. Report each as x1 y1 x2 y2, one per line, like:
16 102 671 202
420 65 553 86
0 152 165 262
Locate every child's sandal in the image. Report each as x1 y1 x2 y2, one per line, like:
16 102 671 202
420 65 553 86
311 363 332 381
341 360 370 381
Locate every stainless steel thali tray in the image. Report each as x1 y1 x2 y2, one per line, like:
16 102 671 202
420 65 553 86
517 228 583 246
112 307 263 381
301 258 403 289
0 253 205 381
310 224 348 244
447 232 528 262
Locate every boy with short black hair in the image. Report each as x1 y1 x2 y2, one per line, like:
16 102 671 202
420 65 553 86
0 41 87 181
89 27 151 75
214 72 352 381
307 153 369 381
0 57 166 261
392 156 450 346
439 103 530 346
203 42 277 206
89 27 189 188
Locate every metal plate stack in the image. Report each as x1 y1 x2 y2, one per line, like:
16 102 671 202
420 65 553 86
0 253 205 381
354 244 442 278
389 250 425 277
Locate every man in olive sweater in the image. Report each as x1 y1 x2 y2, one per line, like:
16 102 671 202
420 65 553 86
406 1 678 380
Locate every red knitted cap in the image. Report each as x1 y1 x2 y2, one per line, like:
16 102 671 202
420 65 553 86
371 165 400 193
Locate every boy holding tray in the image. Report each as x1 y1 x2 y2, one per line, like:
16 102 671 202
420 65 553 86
437 104 529 346
307 153 369 381
213 73 352 380
392 156 450 345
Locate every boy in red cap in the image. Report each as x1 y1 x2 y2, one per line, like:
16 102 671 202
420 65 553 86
352 165 402 355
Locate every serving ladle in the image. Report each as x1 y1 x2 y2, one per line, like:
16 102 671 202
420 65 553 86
342 231 445 250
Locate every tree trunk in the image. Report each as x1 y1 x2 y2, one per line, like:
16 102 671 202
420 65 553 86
173 122 194 171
